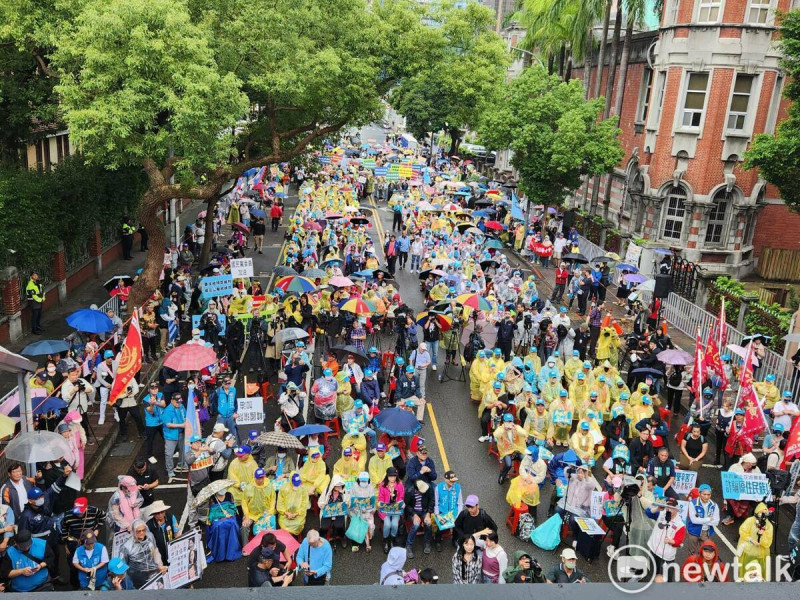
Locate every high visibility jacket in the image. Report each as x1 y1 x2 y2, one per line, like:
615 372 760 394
122 223 136 236
25 278 44 304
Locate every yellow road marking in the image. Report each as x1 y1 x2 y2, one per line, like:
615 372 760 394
426 403 450 472
368 194 386 255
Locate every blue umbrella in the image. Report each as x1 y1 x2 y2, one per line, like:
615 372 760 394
275 192 287 198
453 191 470 196
250 209 266 218
615 263 638 271
21 340 70 356
243 168 259 177
320 259 343 269
373 407 421 437
289 424 332 437
66 309 113 333
352 269 375 278
11 396 68 417
473 210 490 218
484 239 504 250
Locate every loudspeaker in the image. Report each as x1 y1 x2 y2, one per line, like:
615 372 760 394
654 274 673 299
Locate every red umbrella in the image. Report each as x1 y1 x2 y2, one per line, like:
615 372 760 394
303 220 323 231
484 220 504 231
486 189 500 195
163 344 218 372
232 222 250 235
243 529 300 563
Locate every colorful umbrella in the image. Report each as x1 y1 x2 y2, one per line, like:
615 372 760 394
416 311 452 332
454 293 492 311
339 298 374 315
483 239 504 250
275 276 316 294
163 344 217 372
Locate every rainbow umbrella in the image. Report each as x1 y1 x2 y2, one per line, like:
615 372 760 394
455 293 492 312
275 276 316 294
416 311 453 332
339 298 375 315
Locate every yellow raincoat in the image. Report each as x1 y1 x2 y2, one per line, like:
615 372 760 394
242 480 276 522
595 329 622 364
493 424 528 458
469 357 491 400
523 405 549 442
547 399 575 444
300 455 330 495
333 455 361 480
227 456 257 506
737 502 773 580
564 357 583 383
368 452 394 485
341 432 368 470
276 477 311 535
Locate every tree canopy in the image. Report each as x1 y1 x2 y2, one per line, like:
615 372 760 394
479 66 623 205
745 10 800 211
389 0 508 152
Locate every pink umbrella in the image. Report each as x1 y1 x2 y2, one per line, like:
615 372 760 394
198 210 207 219
409 179 423 186
303 221 323 232
727 344 760 366
657 349 693 366
164 344 218 372
423 186 435 195
243 529 300 563
0 391 20 422
328 276 354 288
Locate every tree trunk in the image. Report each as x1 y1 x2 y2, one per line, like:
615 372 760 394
547 53 555 75
564 54 573 82
448 129 461 156
603 8 623 119
128 191 168 312
558 43 566 77
583 30 593 99
199 194 220 267
593 0 613 99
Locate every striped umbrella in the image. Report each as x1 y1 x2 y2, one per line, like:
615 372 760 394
454 293 492 312
274 276 316 294
339 298 375 315
416 311 453 332
163 344 217 372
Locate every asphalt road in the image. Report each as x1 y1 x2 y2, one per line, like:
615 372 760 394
82 124 796 588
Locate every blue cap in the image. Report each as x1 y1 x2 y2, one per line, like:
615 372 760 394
535 397 545 405
559 389 568 397
235 445 251 455
103 350 114 359
783 390 792 398
620 392 630 399
642 396 651 405
494 348 502 356
376 443 387 451
343 447 353 456
554 351 560 357
721 354 730 361
590 391 598 397
254 468 266 478
529 347 537 353
108 557 129 575
395 356 405 365
405 365 415 373
493 381 502 389
354 399 364 408
766 374 776 382
598 375 606 382
573 350 580 356
549 370 558 378
560 306 567 313
477 350 486 358
364 368 373 377
189 434 202 443
502 413 514 422
773 423 785 432
698 484 712 493
28 487 43 500
496 372 506 381
369 346 378 354
735 408 746 415
577 372 585 380
323 368 332 376
248 430 259 440
580 422 590 430
703 387 713 396
583 361 592 368
291 473 302 486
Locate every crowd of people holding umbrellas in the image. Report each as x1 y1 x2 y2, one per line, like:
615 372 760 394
2 134 800 591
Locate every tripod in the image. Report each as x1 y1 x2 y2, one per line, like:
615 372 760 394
438 320 467 383
515 325 538 357
77 403 97 446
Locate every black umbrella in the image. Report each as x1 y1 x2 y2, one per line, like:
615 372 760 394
273 265 299 277
630 368 665 379
480 259 500 270
330 345 369 366
563 252 589 264
212 246 233 255
372 268 394 281
349 217 370 226
199 264 220 275
419 268 447 280
103 275 134 291
590 255 618 264
475 199 494 207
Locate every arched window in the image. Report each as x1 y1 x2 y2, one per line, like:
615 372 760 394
662 185 686 240
705 188 731 245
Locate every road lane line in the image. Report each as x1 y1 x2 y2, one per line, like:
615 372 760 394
711 526 739 556
426 403 450 472
87 483 187 493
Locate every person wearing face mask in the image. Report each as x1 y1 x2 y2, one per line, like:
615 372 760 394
93 350 116 425
264 447 296 481
276 472 311 535
17 484 63 550
348 472 377 553
546 548 588 583
106 475 143 534
493 413 529 485
206 488 242 563
299 446 330 496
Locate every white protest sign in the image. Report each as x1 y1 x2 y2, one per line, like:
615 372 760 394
672 470 698 495
590 490 605 520
167 528 204 589
236 396 265 426
112 530 131 558
230 258 254 278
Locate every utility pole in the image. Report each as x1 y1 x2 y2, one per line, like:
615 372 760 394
495 0 502 34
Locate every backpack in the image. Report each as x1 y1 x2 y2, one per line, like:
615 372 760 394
517 512 536 540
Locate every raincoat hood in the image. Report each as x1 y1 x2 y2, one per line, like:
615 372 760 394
754 502 769 517
380 547 407 585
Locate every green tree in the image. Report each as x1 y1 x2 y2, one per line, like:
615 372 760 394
390 0 508 155
30 0 432 307
479 67 623 207
745 10 800 212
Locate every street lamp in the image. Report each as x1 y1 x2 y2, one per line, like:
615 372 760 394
510 46 545 68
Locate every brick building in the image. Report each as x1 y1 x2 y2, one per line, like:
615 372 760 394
565 0 800 279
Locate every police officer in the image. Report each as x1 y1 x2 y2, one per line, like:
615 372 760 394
121 217 136 260
25 272 45 334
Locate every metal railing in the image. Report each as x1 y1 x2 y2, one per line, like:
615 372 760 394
100 222 121 250
575 235 607 262
661 292 800 397
65 240 92 273
99 294 121 317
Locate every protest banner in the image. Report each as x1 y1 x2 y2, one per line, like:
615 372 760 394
200 274 233 298
575 518 605 535
721 471 771 501
235 396 265 426
673 470 698 495
230 258 254 278
590 491 605 520
320 503 347 519
377 501 405 517
167 528 204 589
350 496 376 512
192 314 227 337
140 573 168 590
112 530 131 558
433 512 455 531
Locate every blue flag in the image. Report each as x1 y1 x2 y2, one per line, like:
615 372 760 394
168 319 179 343
183 388 202 457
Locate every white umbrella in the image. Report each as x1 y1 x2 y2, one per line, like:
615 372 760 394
272 328 309 344
633 279 656 293
726 343 760 366
5 430 72 463
782 333 800 344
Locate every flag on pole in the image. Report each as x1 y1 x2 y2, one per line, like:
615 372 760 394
168 318 179 344
786 412 800 460
725 341 767 455
183 387 202 458
690 328 704 401
108 314 143 406
703 299 728 391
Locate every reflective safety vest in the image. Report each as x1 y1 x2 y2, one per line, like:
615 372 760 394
25 278 44 304
122 223 136 236
7 538 48 592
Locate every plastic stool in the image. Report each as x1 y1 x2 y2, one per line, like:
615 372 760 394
261 380 276 403
488 441 500 458
324 418 342 440
506 503 528 534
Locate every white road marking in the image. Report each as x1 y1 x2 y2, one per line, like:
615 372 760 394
87 483 187 493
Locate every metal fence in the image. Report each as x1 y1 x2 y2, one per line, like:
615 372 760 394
661 292 800 397
65 240 92 273
575 235 607 262
100 221 121 250
17 264 54 304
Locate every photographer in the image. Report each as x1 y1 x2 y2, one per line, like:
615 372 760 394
736 502 773 580
62 367 96 413
503 551 545 583
646 497 685 579
116 379 145 441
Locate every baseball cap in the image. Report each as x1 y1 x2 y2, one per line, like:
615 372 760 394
254 468 266 479
502 413 514 422
580 421 590 431
561 548 577 560
323 368 332 376
774 423 785 432
28 487 44 500
108 557 129 575
73 497 89 515
698 484 712 493
354 399 364 408
376 442 387 452
81 530 97 543
212 423 229 433
735 408 745 415
577 372 585 380
445 470 458 481
287 382 298 390
535 397 545 405
464 494 479 507
493 381 502 389
343 447 353 456
235 445 251 455
189 434 202 443
291 473 302 486
559 389 568 397
103 350 114 359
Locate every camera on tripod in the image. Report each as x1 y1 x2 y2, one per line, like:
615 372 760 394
523 314 533 330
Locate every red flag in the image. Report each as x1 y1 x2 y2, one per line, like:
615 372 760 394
109 313 143 406
690 328 704 400
704 299 728 391
725 341 767 455
786 415 800 460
